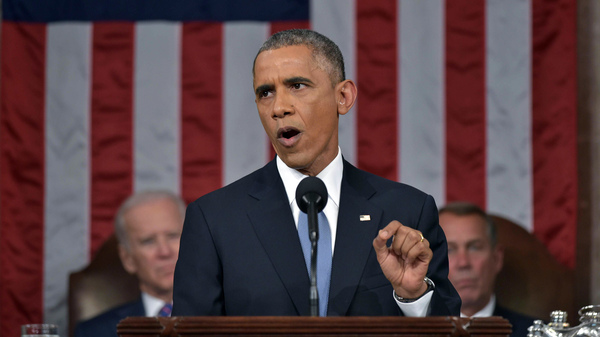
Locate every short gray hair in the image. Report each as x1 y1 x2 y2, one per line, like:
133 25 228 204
438 201 497 247
114 190 186 250
252 29 346 86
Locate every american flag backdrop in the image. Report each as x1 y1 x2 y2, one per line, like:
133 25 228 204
0 0 577 335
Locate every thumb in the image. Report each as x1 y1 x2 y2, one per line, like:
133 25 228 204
373 229 391 256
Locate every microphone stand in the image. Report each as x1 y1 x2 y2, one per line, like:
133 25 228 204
307 199 319 317
296 176 327 317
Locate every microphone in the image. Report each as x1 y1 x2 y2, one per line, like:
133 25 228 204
296 176 328 317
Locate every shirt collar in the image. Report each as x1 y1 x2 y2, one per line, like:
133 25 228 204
141 292 170 317
276 147 343 209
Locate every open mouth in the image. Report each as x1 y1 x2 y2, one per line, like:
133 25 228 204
277 127 301 146
280 129 299 139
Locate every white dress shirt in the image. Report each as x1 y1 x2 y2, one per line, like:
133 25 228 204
276 147 432 317
141 292 170 317
277 148 342 253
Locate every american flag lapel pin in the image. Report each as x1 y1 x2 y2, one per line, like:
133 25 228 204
359 215 371 221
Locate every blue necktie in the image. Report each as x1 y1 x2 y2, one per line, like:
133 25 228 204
298 210 332 316
158 303 172 317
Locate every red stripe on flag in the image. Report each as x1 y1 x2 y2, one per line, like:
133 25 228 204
0 22 46 337
270 21 310 35
90 23 135 256
268 21 311 162
531 0 577 268
356 0 398 181
445 0 487 207
181 23 224 204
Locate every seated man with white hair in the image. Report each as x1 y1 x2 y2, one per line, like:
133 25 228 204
74 190 185 337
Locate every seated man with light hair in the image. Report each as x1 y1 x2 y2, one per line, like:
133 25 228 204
439 201 537 337
74 190 185 337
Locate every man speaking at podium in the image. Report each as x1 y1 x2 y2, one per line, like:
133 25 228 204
173 29 460 317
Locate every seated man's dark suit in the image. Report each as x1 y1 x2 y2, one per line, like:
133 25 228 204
74 298 144 337
173 159 461 316
494 305 538 337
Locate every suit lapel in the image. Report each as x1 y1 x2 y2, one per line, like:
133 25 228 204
115 298 145 316
246 161 310 315
328 161 383 316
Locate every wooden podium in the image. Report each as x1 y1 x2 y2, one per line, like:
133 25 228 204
118 316 512 336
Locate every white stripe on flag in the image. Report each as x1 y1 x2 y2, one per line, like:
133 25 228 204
223 23 270 184
44 22 92 329
398 0 446 204
311 0 357 165
134 22 182 194
486 0 533 230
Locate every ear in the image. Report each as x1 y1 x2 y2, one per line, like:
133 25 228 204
336 79 357 116
118 244 137 275
492 243 504 276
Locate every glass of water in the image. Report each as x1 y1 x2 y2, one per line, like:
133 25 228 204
21 324 59 337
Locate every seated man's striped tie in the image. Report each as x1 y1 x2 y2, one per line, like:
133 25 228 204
158 303 172 317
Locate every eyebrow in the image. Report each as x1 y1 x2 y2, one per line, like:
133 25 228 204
255 84 274 96
448 238 485 246
254 76 315 96
283 76 314 86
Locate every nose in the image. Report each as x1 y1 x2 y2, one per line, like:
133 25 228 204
272 91 294 119
156 238 175 257
454 248 471 269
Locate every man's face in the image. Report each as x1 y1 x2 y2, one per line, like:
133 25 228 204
119 198 183 300
439 213 503 315
253 45 346 176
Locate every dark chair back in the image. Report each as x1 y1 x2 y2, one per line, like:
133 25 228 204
492 215 576 324
68 234 139 337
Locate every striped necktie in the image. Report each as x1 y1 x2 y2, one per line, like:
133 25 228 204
157 303 172 317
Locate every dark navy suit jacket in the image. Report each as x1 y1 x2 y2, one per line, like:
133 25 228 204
494 305 538 337
74 298 144 337
173 159 461 316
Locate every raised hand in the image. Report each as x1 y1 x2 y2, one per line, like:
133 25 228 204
373 220 432 299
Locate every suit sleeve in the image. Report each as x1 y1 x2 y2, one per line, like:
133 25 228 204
419 195 462 316
172 201 225 316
